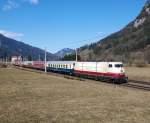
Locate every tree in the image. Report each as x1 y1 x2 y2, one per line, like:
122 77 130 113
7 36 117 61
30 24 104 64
62 53 81 61
28 55 32 61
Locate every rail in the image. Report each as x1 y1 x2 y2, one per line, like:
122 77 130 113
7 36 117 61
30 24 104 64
120 80 150 91
14 65 150 92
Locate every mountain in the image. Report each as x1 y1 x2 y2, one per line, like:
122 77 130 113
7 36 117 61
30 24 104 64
55 48 75 58
78 0 150 65
0 34 58 61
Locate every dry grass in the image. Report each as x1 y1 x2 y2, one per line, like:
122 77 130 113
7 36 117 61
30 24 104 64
0 68 150 123
126 66 150 82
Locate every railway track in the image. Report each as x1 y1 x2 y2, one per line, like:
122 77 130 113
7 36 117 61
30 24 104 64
14 66 150 92
13 66 85 81
128 79 150 86
120 80 150 91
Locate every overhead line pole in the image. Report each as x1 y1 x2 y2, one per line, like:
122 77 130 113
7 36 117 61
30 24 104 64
44 47 47 73
76 48 78 62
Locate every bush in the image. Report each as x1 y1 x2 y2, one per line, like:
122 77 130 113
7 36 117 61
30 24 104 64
0 63 8 68
134 59 147 67
129 51 148 67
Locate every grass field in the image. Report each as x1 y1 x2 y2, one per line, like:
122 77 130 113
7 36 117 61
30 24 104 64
0 68 150 123
126 67 150 82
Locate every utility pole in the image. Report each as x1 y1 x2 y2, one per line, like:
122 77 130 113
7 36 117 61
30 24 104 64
0 40 1 63
5 57 7 64
44 47 47 73
76 48 78 62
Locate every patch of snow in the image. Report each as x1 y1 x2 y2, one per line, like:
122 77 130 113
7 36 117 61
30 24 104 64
146 7 150 14
134 17 146 28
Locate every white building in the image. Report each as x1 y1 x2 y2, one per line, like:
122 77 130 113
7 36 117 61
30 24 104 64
11 56 22 63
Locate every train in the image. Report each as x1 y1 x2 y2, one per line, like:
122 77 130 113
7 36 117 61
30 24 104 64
14 61 128 83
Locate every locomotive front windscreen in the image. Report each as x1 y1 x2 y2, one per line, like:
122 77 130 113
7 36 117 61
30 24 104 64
115 64 123 68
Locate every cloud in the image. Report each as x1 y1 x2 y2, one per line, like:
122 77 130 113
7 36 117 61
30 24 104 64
96 32 104 36
2 0 40 11
0 29 24 40
2 0 19 11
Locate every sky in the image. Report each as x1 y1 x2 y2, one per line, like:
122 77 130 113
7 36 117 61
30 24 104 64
0 0 147 53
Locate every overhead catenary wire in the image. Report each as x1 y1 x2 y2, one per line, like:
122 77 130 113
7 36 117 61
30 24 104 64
58 33 107 48
59 34 107 62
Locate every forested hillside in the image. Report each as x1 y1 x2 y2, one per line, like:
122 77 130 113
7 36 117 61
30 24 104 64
0 34 57 61
78 0 150 65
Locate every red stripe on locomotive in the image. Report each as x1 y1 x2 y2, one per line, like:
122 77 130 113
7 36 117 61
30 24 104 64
75 70 126 79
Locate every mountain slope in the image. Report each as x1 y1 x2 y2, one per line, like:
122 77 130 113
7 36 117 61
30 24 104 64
0 34 58 61
55 48 75 58
78 0 150 64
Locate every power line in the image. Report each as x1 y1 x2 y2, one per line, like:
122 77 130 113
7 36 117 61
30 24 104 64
57 33 107 47
47 33 107 52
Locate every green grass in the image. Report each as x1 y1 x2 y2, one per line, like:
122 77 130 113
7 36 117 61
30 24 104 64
0 68 150 123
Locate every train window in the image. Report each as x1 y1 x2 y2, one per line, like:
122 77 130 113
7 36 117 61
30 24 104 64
115 64 123 68
109 64 112 68
66 65 68 69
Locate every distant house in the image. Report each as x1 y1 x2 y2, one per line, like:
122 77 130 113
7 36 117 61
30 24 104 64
11 56 22 63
